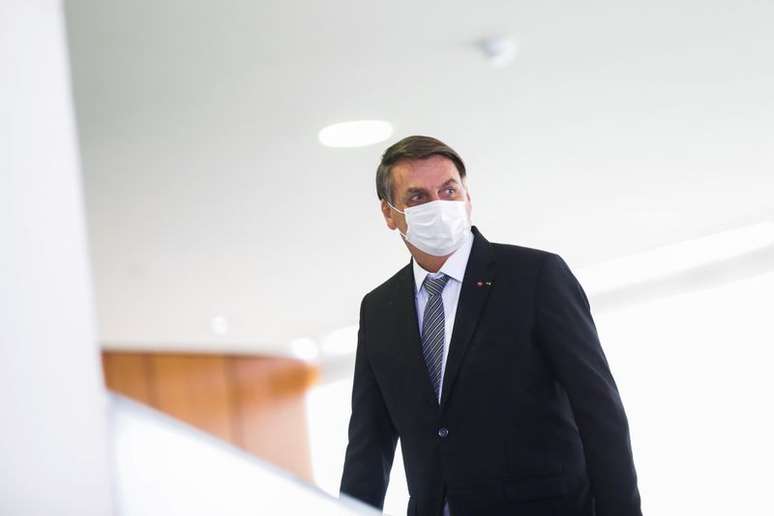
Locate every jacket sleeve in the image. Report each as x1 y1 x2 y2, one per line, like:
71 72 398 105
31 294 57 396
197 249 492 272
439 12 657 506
339 294 399 511
534 253 642 516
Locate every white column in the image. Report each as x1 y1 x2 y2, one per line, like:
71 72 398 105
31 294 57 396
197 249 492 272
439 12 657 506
0 1 115 514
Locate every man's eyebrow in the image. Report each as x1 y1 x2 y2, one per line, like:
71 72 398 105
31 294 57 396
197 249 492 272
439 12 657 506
405 186 427 193
404 178 460 195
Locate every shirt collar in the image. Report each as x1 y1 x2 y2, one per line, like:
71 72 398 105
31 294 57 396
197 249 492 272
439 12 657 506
412 228 475 294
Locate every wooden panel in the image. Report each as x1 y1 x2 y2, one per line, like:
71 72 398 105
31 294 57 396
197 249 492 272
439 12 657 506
101 350 320 482
150 353 235 442
229 356 318 481
101 352 154 406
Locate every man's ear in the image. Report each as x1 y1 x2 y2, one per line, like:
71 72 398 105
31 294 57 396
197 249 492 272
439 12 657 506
381 200 397 230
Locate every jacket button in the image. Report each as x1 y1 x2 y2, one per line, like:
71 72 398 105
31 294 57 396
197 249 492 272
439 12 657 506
437 427 449 438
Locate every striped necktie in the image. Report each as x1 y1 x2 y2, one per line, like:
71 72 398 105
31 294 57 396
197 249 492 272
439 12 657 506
421 274 450 403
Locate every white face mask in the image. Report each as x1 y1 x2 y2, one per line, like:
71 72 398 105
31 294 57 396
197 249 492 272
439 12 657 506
387 199 472 256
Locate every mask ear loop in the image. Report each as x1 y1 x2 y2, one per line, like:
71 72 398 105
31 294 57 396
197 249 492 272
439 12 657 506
385 199 404 214
385 200 409 239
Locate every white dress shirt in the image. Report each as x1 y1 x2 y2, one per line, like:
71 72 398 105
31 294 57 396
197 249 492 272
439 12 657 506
411 227 474 516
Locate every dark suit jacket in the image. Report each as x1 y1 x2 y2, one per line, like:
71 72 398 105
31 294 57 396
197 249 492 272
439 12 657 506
339 225 641 516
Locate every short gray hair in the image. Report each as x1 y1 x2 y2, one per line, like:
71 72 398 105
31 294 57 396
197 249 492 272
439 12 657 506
376 135 466 205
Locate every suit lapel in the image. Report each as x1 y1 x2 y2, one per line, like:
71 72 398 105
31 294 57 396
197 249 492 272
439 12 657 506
391 262 441 412
440 225 496 410
390 225 496 413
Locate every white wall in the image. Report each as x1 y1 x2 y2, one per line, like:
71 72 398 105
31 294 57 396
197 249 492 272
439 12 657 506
597 270 774 515
0 1 114 514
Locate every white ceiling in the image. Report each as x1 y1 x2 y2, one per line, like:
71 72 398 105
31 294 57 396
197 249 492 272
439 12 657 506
63 0 774 353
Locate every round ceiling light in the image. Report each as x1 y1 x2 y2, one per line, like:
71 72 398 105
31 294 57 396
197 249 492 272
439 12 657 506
318 120 393 148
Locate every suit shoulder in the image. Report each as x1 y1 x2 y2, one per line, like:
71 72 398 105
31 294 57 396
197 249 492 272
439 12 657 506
490 241 560 270
490 242 584 296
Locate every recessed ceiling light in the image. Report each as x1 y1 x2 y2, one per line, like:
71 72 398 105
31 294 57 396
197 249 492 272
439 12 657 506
209 315 229 335
290 337 319 361
318 120 393 148
320 325 358 356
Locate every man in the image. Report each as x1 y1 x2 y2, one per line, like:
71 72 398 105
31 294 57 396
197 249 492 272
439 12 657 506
339 135 642 516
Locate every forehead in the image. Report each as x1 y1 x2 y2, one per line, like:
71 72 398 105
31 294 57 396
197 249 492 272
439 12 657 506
391 155 462 191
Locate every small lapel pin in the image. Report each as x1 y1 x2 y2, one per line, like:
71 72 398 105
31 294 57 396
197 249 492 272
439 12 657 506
475 280 494 287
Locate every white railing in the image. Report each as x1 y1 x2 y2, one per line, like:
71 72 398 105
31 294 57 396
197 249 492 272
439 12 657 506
108 393 380 516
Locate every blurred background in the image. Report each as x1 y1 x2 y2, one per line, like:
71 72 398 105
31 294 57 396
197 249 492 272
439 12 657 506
2 0 773 514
